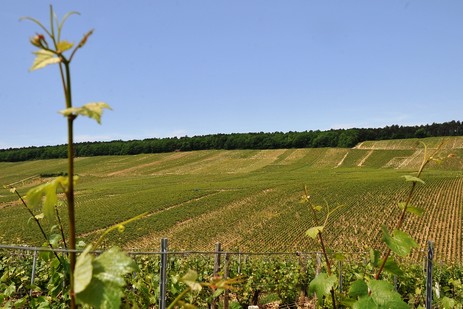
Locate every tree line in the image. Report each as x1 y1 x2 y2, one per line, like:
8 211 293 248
1 120 462 162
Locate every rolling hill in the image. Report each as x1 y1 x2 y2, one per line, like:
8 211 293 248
0 136 462 263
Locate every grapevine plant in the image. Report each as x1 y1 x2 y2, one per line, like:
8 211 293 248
13 6 139 308
303 143 456 308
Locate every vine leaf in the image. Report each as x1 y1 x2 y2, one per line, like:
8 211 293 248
402 175 425 184
180 269 202 292
30 49 60 71
370 248 380 267
352 296 376 309
348 279 368 299
382 226 418 257
306 226 324 239
398 202 424 216
25 176 77 218
308 273 337 305
382 257 404 276
74 245 93 294
441 297 456 308
76 246 138 308
60 102 112 124
4 283 16 297
57 40 73 53
368 280 409 308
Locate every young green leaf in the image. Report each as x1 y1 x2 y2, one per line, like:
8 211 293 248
60 102 112 124
180 270 202 292
382 257 404 276
76 246 138 308
30 49 60 71
398 202 425 216
4 283 16 297
382 226 419 257
306 225 324 239
352 296 376 309
308 273 337 305
348 280 368 299
25 176 75 218
57 40 74 53
402 175 425 184
369 248 380 267
74 245 94 294
441 296 456 308
368 280 409 308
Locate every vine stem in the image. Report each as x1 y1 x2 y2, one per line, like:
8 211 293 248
54 205 68 254
375 142 443 280
305 186 337 308
12 189 62 262
317 231 336 308
60 58 76 309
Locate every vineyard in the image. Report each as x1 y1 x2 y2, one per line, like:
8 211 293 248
1 137 463 307
1 137 462 265
2 243 463 308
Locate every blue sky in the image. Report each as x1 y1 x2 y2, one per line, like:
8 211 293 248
1 1 462 149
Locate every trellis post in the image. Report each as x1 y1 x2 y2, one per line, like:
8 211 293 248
211 242 222 309
426 241 434 309
159 238 168 309
30 248 38 296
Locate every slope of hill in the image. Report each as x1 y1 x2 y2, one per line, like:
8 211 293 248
355 136 463 150
0 137 462 263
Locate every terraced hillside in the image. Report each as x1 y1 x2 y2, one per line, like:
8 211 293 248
0 137 462 263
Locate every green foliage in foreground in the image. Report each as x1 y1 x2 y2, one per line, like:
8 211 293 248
1 250 463 308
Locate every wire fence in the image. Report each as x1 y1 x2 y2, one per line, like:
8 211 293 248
0 240 456 309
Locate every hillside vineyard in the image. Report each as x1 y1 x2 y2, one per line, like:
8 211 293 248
0 137 462 263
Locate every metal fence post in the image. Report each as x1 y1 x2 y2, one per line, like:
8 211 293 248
223 252 230 309
30 248 38 296
238 250 242 274
426 241 434 309
338 260 343 292
211 242 222 309
213 242 222 275
159 238 168 309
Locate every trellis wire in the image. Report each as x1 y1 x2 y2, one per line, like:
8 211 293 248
0 241 444 307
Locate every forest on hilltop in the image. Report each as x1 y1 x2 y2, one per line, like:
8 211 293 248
1 120 462 162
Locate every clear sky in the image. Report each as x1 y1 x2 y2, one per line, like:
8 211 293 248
1 1 462 149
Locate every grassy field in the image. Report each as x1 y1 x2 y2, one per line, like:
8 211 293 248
0 136 462 263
